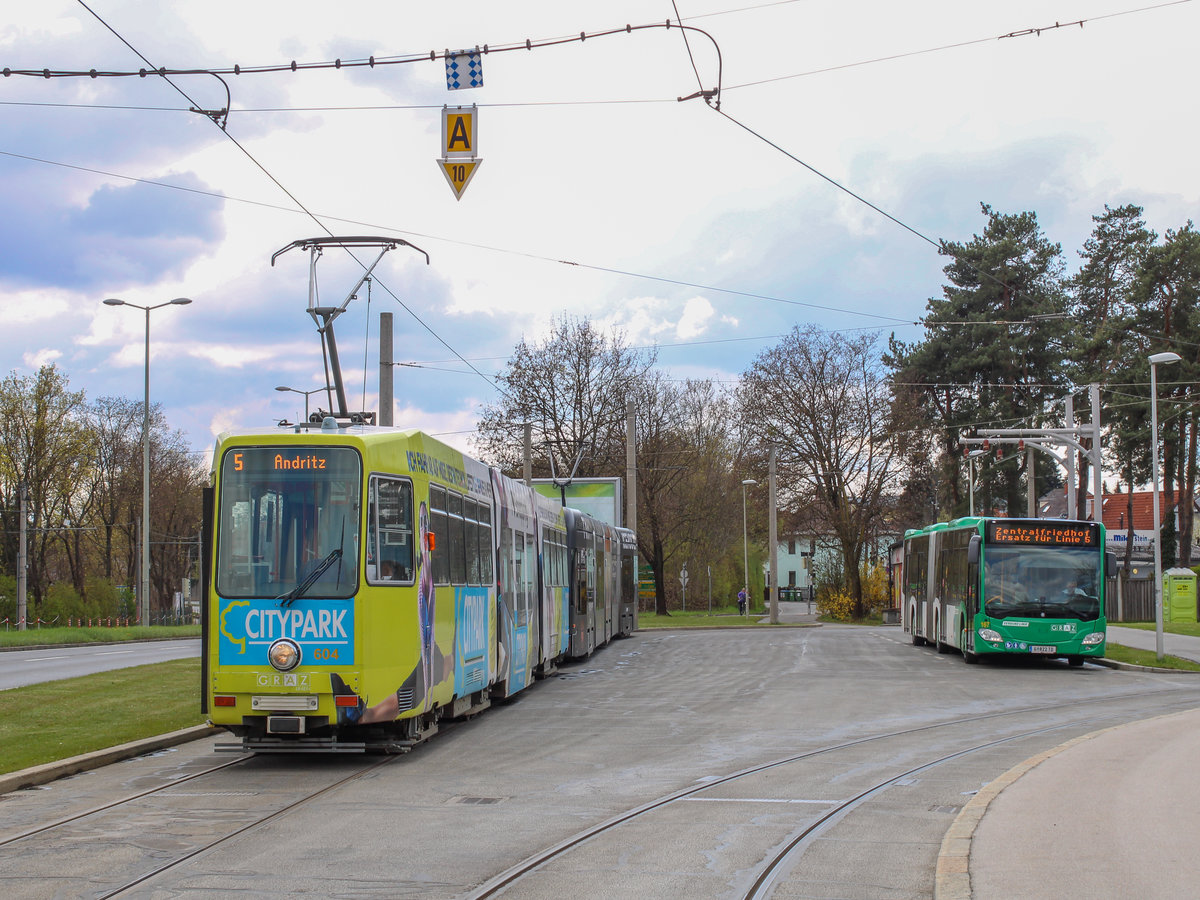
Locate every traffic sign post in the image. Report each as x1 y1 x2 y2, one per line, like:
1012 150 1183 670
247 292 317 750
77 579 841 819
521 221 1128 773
438 105 482 200
680 565 689 611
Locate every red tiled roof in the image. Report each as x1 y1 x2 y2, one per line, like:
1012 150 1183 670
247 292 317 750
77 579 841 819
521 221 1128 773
1042 489 1194 531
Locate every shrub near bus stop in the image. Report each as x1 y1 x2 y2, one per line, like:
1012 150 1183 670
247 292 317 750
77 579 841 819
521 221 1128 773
817 562 890 622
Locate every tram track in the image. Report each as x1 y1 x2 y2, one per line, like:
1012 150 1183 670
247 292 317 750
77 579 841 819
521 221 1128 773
467 687 1200 899
0 755 253 849
96 754 400 899
0 748 400 899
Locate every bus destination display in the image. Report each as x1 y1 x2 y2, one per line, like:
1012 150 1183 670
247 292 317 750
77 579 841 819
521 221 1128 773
986 521 1099 547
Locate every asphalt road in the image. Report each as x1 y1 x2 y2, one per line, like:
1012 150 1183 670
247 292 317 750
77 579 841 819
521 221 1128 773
3 626 1196 898
0 639 200 690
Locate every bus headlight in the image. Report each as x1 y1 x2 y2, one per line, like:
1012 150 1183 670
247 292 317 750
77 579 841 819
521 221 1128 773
1081 632 1105 646
978 628 1002 643
268 638 302 672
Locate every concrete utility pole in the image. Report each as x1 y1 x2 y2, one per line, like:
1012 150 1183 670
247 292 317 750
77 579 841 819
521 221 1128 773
17 482 27 631
768 447 779 625
379 312 393 426
1065 394 1077 517
625 399 637 533
1026 445 1036 518
523 423 532 487
1090 383 1102 519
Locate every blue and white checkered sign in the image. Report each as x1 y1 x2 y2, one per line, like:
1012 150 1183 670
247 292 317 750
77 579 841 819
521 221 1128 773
446 51 483 90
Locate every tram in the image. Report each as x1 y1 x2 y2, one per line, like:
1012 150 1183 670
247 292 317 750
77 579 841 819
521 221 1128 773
201 422 637 752
902 517 1112 665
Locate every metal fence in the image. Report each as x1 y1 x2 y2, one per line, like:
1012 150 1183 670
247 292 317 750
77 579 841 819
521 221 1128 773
1106 578 1154 623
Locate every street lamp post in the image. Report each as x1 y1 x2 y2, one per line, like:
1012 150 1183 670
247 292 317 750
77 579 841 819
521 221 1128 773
103 297 192 626
275 385 323 423
1149 351 1181 662
742 478 757 616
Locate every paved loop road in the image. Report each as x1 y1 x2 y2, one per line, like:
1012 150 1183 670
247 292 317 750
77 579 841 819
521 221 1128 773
0 639 199 690
0 627 1194 898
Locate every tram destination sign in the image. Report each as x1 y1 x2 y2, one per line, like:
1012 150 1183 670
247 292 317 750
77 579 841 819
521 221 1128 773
986 521 1100 548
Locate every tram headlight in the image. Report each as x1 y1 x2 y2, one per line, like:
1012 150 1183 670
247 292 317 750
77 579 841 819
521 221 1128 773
268 638 302 672
1081 632 1105 646
978 628 1002 644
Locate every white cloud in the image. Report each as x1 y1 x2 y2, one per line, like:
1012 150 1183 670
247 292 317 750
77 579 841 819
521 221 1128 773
0 0 1197 452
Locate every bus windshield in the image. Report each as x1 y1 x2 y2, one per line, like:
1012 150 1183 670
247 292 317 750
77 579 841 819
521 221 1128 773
983 545 1101 622
216 446 361 600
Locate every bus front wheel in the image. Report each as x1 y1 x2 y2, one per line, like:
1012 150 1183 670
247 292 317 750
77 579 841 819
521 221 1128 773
961 628 978 664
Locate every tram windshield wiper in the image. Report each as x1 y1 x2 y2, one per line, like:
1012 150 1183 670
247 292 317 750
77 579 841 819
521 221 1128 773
278 548 343 607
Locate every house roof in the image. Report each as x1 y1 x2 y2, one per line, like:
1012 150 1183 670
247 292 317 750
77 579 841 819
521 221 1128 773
1038 488 1197 531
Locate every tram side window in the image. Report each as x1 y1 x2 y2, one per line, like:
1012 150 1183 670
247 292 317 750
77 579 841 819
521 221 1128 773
465 498 481 586
367 475 414 584
448 492 467 585
430 485 450 586
478 503 494 585
622 552 635 604
514 532 528 626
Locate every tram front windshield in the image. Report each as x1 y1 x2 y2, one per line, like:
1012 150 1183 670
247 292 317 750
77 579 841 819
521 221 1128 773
983 545 1102 622
216 446 361 599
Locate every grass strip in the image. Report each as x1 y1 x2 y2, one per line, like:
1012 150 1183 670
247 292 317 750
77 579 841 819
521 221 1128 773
0 658 205 775
1105 643 1200 671
0 625 200 648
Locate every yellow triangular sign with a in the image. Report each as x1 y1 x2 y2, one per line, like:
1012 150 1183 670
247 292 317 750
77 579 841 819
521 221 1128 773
438 158 482 200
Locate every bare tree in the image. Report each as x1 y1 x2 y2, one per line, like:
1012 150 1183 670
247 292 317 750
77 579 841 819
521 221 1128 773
740 327 904 617
634 374 740 613
0 365 93 606
475 317 655 478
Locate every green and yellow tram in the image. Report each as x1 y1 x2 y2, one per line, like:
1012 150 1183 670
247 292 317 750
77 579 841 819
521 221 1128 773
902 517 1111 666
201 421 622 752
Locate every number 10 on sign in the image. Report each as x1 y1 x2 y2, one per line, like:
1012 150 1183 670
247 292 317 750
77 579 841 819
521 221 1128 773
439 159 482 200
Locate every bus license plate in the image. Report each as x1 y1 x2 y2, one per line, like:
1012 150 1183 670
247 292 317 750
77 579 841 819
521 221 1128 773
1030 645 1056 654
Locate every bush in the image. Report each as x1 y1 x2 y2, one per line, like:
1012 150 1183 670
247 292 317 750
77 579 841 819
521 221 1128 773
817 588 857 621
0 574 15 621
84 576 125 618
41 581 91 623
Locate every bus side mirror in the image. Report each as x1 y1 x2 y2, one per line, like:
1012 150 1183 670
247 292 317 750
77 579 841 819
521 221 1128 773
1106 552 1116 578
967 535 981 565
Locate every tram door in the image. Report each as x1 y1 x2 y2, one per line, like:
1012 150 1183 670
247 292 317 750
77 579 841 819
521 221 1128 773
570 525 596 658
593 531 607 647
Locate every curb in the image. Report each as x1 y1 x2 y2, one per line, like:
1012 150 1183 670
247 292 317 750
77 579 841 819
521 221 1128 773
933 713 1173 899
0 723 218 796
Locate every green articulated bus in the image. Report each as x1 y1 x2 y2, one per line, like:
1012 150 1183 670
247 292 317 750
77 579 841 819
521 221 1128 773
902 517 1113 666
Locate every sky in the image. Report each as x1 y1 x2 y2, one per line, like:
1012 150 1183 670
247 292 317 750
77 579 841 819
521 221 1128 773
1 0 1197 465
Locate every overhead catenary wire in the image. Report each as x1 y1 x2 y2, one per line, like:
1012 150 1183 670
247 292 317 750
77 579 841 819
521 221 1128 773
9 2 1190 387
70 0 508 399
0 146 916 326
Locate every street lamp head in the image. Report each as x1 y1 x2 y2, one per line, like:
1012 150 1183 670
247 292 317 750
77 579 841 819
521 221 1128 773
1149 351 1182 366
275 385 293 392
102 298 125 306
169 297 192 306
742 478 757 486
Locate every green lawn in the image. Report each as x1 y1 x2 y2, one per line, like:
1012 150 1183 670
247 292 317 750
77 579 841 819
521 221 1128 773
0 658 205 775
